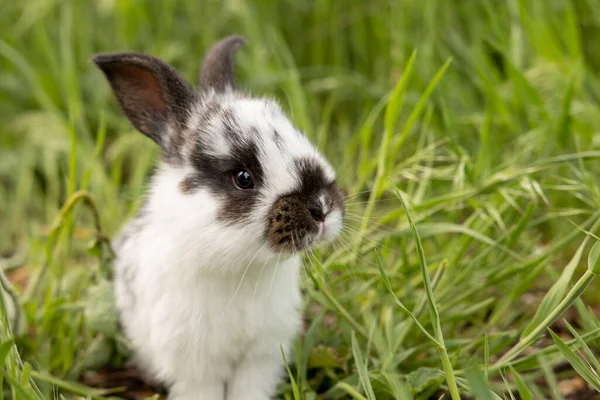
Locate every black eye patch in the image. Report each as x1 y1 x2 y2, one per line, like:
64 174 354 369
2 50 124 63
180 137 265 224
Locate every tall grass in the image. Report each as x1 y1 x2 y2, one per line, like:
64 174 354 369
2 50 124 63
2 0 600 398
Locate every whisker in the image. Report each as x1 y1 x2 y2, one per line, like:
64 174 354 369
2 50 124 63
306 249 322 276
336 231 383 269
343 211 392 221
330 235 358 280
343 189 374 199
229 242 267 306
342 224 390 244
291 234 297 254
253 252 271 303
344 198 398 206
340 225 405 261
342 218 400 238
302 246 320 285
268 249 283 295
291 234 309 290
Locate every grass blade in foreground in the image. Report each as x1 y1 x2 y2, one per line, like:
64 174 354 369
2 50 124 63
521 235 590 338
464 366 495 400
355 51 417 253
351 331 377 400
492 240 600 371
376 252 440 346
548 328 600 391
509 366 534 400
281 345 300 400
392 183 461 400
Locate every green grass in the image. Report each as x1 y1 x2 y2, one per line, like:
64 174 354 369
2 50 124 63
2 0 600 398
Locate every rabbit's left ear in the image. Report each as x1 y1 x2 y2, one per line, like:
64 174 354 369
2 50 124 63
199 35 246 93
93 52 195 148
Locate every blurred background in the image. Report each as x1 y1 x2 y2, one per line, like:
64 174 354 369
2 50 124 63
2 0 600 399
2 0 598 245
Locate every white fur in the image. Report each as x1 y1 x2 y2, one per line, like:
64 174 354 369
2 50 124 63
113 94 342 400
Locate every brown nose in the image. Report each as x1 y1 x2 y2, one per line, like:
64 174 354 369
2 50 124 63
309 206 325 222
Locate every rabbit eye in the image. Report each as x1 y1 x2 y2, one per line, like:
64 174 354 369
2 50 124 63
233 170 254 189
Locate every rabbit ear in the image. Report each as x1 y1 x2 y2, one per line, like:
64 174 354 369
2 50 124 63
93 53 195 147
199 35 246 93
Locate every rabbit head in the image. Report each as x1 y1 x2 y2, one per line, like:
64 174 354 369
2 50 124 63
94 36 344 271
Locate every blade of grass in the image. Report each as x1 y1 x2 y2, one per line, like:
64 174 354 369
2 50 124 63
492 240 600 370
564 320 600 372
376 252 440 346
351 331 377 400
464 366 494 400
548 328 600 391
354 51 417 255
509 366 533 400
538 353 564 400
336 382 369 400
280 345 300 400
390 57 453 158
521 234 590 338
392 183 461 400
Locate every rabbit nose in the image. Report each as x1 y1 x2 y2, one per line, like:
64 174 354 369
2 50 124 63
309 206 326 222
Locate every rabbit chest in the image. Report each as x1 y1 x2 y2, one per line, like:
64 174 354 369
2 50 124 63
115 228 303 382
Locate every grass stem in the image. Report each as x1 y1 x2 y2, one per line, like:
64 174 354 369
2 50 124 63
393 184 461 400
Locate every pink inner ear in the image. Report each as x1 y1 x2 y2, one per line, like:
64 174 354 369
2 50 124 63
118 65 167 115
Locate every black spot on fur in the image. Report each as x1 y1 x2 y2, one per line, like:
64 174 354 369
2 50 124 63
221 108 240 144
294 158 331 198
272 129 285 152
197 99 223 131
179 175 202 193
218 108 262 148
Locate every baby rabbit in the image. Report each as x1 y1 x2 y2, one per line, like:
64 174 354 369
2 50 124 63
93 36 344 400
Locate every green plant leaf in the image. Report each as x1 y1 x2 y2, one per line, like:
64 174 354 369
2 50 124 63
548 328 600 391
0 339 15 366
376 252 439 345
522 238 588 338
588 240 600 274
509 366 533 400
384 50 417 139
280 345 300 400
351 331 376 400
308 344 345 369
336 382 369 400
406 367 444 394
464 366 494 400
564 320 600 372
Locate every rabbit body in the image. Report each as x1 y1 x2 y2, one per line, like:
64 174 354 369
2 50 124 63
114 186 302 400
94 36 344 400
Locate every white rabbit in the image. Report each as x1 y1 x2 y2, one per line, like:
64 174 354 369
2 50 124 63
93 36 344 400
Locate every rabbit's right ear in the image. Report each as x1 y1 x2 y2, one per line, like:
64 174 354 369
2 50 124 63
93 53 195 148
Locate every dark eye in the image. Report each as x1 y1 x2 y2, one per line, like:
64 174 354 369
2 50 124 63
233 170 254 189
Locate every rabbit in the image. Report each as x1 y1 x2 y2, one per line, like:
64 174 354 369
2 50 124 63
92 35 345 400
